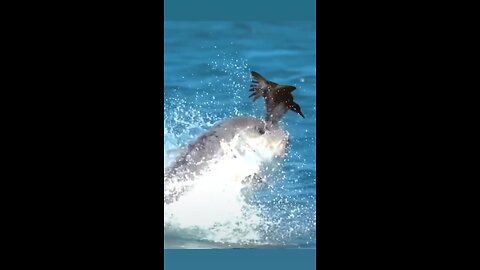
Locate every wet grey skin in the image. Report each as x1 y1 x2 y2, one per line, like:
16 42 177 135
164 71 304 204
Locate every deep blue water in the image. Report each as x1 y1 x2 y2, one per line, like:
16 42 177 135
164 21 316 248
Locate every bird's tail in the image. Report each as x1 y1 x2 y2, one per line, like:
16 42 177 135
249 71 268 102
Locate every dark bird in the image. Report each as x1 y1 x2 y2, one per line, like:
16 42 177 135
249 71 304 125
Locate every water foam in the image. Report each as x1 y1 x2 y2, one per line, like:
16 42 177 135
164 126 280 245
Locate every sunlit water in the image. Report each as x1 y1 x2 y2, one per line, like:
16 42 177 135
164 21 316 248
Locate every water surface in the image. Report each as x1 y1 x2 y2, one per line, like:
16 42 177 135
164 21 316 248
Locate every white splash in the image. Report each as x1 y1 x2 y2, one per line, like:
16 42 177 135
164 129 286 245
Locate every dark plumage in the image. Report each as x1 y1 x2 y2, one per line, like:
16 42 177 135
249 71 304 124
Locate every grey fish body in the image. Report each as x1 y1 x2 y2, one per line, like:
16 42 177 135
165 116 264 180
164 71 303 204
164 116 288 203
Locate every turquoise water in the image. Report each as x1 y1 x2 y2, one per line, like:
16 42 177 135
164 21 316 248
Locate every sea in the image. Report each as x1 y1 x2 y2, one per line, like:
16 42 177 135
164 21 316 248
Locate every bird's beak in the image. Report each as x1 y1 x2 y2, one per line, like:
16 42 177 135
299 111 305 118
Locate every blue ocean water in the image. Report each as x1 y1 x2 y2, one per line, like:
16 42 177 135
164 21 316 248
